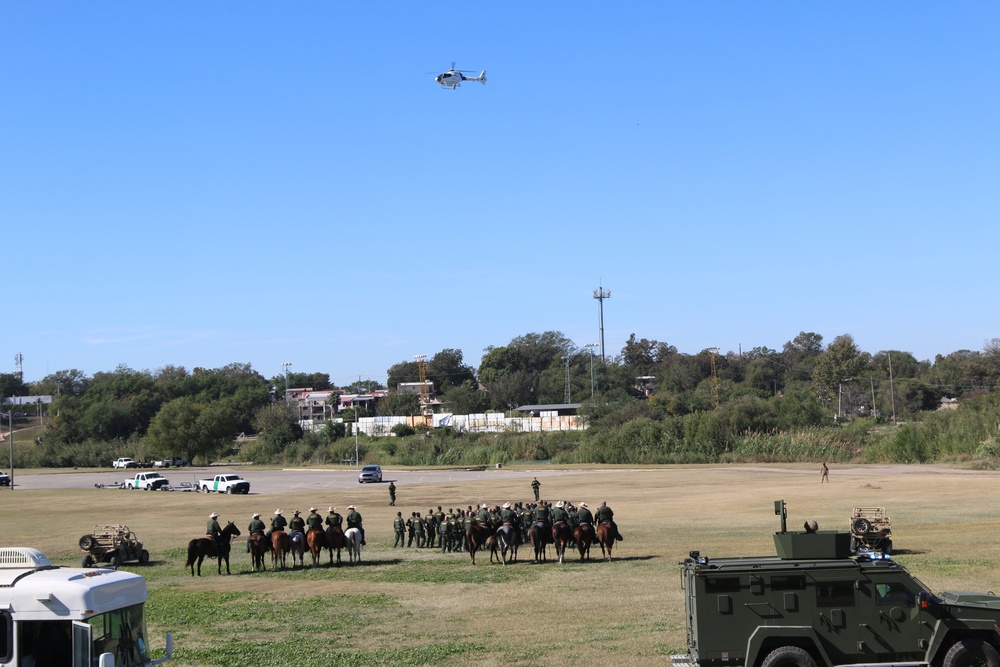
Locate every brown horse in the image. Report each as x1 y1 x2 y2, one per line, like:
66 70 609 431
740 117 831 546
466 523 493 565
325 525 346 565
574 523 594 562
552 521 573 564
186 522 241 576
270 530 289 570
528 521 552 563
596 522 615 562
306 528 327 566
248 532 268 571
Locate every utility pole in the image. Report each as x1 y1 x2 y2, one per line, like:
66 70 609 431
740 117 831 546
563 354 572 404
592 283 611 362
282 362 293 412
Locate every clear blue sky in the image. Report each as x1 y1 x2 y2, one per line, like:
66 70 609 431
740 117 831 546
3 3 998 386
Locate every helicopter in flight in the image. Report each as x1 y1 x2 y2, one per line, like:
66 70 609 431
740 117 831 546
434 63 487 89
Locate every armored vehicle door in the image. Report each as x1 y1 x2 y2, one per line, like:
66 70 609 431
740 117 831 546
810 571 865 664
856 569 931 660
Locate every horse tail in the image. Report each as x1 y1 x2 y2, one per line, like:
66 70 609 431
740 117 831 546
185 539 198 569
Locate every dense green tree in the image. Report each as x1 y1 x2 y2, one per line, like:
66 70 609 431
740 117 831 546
0 373 29 401
377 392 420 417
30 369 90 397
251 402 302 455
440 379 489 415
783 331 824 383
342 379 386 393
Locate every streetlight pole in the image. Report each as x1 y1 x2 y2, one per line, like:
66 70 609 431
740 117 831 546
5 407 13 491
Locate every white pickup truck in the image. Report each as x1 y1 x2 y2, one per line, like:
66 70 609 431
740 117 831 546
112 457 137 469
123 471 171 490
196 474 250 494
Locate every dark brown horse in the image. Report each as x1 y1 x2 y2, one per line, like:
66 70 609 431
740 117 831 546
186 522 241 576
528 521 552 563
596 522 615 562
248 532 268 572
573 522 594 562
466 523 493 565
325 525 346 565
270 530 289 570
306 528 327 566
552 521 573 564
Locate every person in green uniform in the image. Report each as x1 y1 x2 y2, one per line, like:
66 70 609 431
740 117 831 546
288 509 306 535
424 509 437 549
206 512 222 541
393 511 406 547
576 502 594 526
266 508 287 539
595 501 623 541
476 503 491 526
414 511 425 547
406 513 416 547
388 481 397 506
346 504 365 545
247 512 266 552
531 477 541 502
306 506 323 531
500 501 517 525
326 507 343 531
551 500 570 525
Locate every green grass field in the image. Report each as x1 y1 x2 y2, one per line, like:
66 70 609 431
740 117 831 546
6 463 1000 666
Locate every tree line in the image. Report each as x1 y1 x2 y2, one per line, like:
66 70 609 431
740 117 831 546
2 331 1000 468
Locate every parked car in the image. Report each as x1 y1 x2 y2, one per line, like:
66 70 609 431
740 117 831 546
154 457 187 468
358 464 383 483
0 470 10 486
112 457 137 469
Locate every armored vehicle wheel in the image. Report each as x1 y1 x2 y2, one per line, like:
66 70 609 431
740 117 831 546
139 549 150 564
761 646 818 667
852 517 872 534
944 638 1000 667
82 554 96 568
79 534 95 550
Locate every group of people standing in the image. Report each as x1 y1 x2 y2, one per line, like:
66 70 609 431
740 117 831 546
391 497 623 552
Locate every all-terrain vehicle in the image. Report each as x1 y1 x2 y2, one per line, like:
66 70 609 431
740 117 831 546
78 524 150 568
672 500 1000 667
849 506 892 553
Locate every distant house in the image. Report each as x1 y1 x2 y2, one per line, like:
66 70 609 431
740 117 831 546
938 397 959 411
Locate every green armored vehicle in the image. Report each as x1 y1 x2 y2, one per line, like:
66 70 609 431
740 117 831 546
673 501 1000 667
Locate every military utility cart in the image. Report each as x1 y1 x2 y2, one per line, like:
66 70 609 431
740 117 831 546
673 501 1000 667
78 524 150 568
849 506 892 553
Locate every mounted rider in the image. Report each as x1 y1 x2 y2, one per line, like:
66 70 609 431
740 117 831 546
500 501 517 526
576 501 594 526
551 501 570 526
346 504 366 545
595 501 624 541
305 506 323 531
326 507 343 532
266 508 287 539
475 502 491 526
533 501 551 529
246 512 266 552
206 512 222 542
288 509 306 536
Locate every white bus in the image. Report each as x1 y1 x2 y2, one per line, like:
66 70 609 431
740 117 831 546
0 547 173 667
